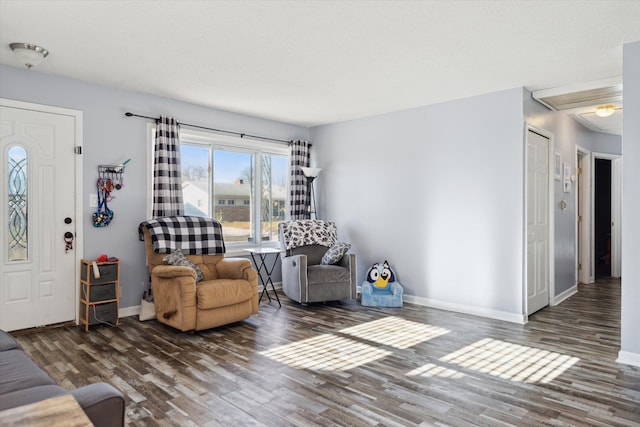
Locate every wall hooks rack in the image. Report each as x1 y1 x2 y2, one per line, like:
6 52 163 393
98 159 130 190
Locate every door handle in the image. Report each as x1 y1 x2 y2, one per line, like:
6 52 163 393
64 232 74 253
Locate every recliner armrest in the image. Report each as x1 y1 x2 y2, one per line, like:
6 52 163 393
150 265 197 329
282 254 307 273
339 253 357 298
217 257 257 283
151 264 197 280
281 254 308 303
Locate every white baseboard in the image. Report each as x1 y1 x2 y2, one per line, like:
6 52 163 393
552 285 578 306
617 351 640 367
119 305 140 318
403 294 526 324
121 284 526 325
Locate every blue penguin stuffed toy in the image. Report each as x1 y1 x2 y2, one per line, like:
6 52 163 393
361 260 403 307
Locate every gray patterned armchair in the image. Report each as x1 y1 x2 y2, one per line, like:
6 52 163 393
278 220 357 304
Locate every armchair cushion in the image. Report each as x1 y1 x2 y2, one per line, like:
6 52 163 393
321 242 351 265
307 265 352 283
288 244 328 265
163 249 204 282
197 279 255 309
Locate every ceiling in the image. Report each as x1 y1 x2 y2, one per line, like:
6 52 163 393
1 1 639 130
532 77 623 135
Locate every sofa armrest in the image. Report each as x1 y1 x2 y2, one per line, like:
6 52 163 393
70 383 125 427
0 329 20 351
281 254 308 303
216 258 257 284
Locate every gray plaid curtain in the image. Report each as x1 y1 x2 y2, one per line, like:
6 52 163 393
288 140 311 220
152 116 184 218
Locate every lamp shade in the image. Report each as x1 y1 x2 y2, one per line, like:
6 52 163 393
300 167 322 179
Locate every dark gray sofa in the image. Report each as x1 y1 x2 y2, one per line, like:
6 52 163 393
0 329 125 427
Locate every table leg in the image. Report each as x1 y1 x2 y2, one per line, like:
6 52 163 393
250 252 281 307
263 253 281 308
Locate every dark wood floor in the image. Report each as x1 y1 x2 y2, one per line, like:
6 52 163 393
13 278 640 426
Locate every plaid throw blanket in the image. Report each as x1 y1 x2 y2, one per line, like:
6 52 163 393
279 220 337 250
139 216 226 254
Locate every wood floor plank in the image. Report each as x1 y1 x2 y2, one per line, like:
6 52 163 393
10 278 640 426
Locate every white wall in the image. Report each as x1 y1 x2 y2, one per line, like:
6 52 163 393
620 41 640 365
590 132 621 155
0 64 308 308
311 88 526 321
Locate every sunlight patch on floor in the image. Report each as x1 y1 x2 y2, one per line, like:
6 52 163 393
406 363 465 379
258 334 392 371
339 316 450 349
439 338 579 383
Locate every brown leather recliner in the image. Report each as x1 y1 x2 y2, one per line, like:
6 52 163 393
142 227 258 332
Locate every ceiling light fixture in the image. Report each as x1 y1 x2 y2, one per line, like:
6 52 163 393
9 43 49 69
595 104 616 118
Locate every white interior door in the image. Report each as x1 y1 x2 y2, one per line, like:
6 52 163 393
1 102 80 331
527 130 550 315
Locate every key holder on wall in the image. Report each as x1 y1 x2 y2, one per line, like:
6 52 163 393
93 159 129 228
98 159 130 190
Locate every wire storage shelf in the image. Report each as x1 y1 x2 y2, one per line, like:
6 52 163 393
98 165 126 174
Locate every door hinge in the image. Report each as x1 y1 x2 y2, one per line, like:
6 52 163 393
578 215 582 223
74 146 82 155
577 167 582 175
578 263 582 270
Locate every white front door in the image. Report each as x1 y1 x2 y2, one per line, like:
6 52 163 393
527 130 550 315
0 101 81 331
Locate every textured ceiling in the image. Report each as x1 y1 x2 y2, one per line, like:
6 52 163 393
1 1 639 127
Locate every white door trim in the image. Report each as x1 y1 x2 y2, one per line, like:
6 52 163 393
576 146 593 284
523 124 555 319
0 98 83 325
591 152 622 278
610 157 622 278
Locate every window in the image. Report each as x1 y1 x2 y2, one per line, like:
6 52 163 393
7 146 28 261
177 129 289 248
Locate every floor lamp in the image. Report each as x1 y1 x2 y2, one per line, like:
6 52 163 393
300 167 321 219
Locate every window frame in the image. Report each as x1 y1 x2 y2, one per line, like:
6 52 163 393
147 125 289 255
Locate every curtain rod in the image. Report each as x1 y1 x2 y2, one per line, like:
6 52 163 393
125 112 302 145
